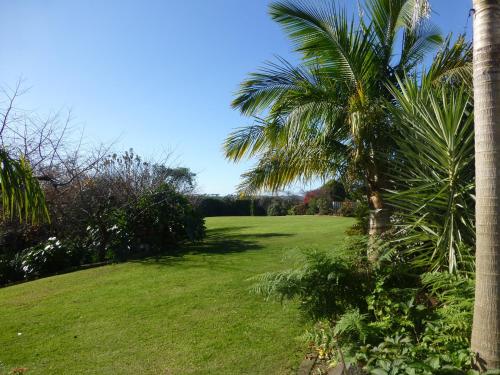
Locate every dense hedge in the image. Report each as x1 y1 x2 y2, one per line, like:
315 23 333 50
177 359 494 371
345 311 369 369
195 195 301 217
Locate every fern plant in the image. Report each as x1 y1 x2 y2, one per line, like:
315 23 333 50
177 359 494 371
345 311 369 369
251 236 372 319
303 271 475 373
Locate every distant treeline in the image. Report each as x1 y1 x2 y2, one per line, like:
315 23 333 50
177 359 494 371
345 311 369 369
193 195 302 217
193 180 363 217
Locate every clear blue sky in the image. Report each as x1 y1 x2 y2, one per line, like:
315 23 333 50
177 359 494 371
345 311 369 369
0 0 472 195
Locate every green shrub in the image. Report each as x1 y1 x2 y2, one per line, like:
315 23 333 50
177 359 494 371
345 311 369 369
345 201 370 235
252 237 477 373
127 183 205 255
338 201 355 217
20 237 71 278
288 203 307 215
266 200 288 216
301 269 475 373
306 198 319 215
251 237 372 319
317 198 331 215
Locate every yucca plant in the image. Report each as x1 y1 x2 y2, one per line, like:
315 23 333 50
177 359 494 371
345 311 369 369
387 77 475 273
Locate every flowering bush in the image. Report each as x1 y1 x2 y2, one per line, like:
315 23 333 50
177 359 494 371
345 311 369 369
21 237 71 278
85 210 132 262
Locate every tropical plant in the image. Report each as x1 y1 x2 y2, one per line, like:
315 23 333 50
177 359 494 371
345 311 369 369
224 0 470 237
470 0 500 369
303 270 475 374
387 78 475 273
251 236 373 319
0 149 47 222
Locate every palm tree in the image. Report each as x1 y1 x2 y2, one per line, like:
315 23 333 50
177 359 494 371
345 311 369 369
0 149 47 222
470 0 500 369
224 0 459 238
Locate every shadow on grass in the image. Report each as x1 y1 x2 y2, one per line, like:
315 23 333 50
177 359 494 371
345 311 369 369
133 226 295 266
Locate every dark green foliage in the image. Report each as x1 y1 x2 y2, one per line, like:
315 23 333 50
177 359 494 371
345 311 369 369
196 196 262 216
0 150 204 285
253 236 476 372
20 237 71 278
345 201 370 235
288 203 308 215
337 201 355 217
306 198 320 215
266 199 288 216
321 180 347 202
387 79 475 273
305 270 475 373
127 184 205 254
195 195 300 217
316 198 331 215
251 237 371 320
302 180 348 216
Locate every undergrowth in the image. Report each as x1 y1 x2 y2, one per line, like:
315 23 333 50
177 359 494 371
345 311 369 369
251 237 480 374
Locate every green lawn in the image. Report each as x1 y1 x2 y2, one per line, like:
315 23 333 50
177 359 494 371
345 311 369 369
0 216 353 375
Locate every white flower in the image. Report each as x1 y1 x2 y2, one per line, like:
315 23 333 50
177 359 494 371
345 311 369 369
17 332 22 336
48 237 56 241
44 245 51 250
55 240 61 246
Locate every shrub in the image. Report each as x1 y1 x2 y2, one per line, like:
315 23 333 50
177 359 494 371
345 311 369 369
251 237 372 319
195 196 261 216
338 201 355 217
288 203 307 215
0 150 205 285
306 198 319 215
317 198 331 215
345 201 370 235
302 271 475 373
267 199 288 216
127 183 205 255
252 237 477 372
20 237 71 278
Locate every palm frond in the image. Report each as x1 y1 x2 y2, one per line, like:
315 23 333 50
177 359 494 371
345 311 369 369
232 58 316 116
0 149 48 222
426 34 472 88
269 1 377 87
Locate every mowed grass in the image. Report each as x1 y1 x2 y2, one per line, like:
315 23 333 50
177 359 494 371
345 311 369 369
0 216 353 375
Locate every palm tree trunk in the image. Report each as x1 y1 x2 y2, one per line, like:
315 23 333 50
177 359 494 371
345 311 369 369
366 170 390 261
471 0 500 369
368 190 390 236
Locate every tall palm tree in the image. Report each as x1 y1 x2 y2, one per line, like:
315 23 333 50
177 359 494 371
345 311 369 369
470 0 500 369
224 0 456 237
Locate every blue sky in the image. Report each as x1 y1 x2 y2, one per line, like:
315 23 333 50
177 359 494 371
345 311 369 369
0 0 472 194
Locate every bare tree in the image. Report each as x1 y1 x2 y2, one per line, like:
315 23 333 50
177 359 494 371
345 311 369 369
0 80 110 191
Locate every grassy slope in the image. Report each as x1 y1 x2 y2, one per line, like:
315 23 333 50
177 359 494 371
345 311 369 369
0 216 353 375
